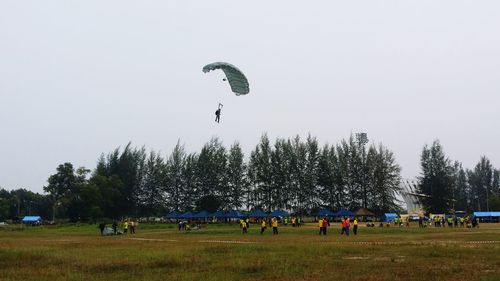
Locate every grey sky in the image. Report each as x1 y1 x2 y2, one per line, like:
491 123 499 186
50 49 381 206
1 1 499 193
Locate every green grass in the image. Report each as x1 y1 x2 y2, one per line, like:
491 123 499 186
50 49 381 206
1 223 499 281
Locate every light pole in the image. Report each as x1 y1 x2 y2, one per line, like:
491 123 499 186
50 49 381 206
356 133 369 209
485 184 489 212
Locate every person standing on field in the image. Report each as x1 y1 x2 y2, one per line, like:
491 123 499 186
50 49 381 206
260 219 267 234
123 220 129 234
321 217 330 235
98 223 105 236
318 218 324 235
353 218 358 235
242 220 248 234
130 220 136 234
112 221 118 235
272 218 279 235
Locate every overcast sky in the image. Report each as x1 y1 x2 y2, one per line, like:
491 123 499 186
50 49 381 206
1 1 499 193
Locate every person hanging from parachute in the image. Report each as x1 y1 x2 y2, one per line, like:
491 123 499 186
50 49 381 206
215 103 223 123
203 62 249 123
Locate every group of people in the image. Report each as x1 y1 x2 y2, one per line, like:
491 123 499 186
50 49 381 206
98 220 138 236
318 217 358 236
428 215 479 228
240 217 280 235
283 217 302 227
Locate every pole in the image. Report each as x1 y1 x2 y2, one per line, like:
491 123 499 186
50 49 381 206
356 133 368 209
485 184 489 212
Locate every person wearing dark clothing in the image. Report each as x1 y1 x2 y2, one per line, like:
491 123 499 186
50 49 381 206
215 109 221 123
215 103 223 123
98 223 105 236
321 218 330 235
112 221 118 235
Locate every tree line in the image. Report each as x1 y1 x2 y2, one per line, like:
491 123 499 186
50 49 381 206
0 134 402 222
417 140 500 213
1 136 498 222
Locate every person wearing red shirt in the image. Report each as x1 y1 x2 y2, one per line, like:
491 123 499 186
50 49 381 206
321 217 330 235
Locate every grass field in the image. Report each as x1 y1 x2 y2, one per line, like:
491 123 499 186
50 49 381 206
1 222 499 281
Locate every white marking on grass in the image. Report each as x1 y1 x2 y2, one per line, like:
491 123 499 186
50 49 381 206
330 240 500 245
126 237 178 242
198 240 257 244
42 239 80 243
342 256 370 260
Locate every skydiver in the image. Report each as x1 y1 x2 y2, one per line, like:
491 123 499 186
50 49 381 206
215 103 223 123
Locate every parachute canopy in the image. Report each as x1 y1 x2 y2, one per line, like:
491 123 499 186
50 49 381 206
203 62 249 95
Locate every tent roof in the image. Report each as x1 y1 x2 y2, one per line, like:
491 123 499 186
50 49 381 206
270 209 290 217
178 212 193 219
165 211 181 219
224 210 246 218
383 213 398 217
334 209 354 217
474 212 500 217
383 213 398 222
22 216 42 222
249 209 268 218
317 208 335 217
355 208 376 216
212 210 226 218
193 211 212 218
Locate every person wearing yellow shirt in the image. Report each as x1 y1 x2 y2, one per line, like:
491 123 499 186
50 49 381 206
353 218 358 235
318 218 324 235
260 220 267 235
241 220 248 234
272 218 279 235
123 220 129 234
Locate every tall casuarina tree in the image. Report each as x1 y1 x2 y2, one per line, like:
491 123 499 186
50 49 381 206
417 140 454 213
226 142 247 210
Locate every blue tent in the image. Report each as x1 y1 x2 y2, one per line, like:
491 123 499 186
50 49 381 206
334 209 354 217
249 209 268 218
22 216 42 223
193 211 212 219
473 212 500 217
165 211 181 219
271 209 290 217
178 212 193 219
224 210 246 219
317 208 335 217
383 213 398 222
212 210 226 218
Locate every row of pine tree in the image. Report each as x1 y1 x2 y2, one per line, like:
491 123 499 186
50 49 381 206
1 136 498 222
